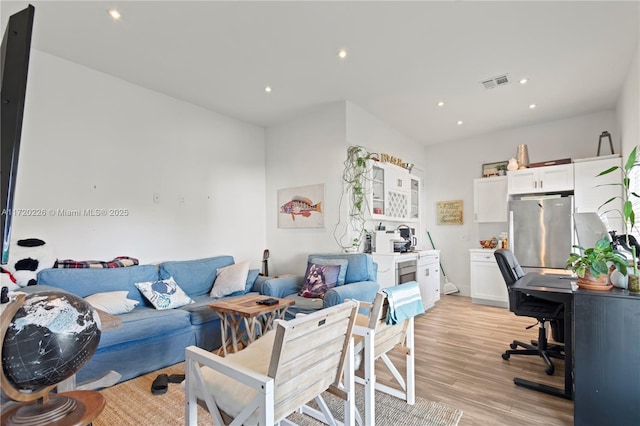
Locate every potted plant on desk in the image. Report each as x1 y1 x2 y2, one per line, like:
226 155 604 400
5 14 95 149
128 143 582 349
566 237 628 290
597 146 640 292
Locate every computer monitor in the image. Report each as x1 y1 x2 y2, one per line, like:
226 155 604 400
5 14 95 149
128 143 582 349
573 212 611 250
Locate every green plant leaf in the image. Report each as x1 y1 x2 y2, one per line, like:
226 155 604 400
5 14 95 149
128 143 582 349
625 146 638 172
596 166 619 176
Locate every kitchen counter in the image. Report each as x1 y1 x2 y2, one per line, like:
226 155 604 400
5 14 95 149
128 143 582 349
370 249 439 258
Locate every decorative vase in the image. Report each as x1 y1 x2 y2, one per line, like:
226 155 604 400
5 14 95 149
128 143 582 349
576 269 612 291
507 158 519 171
628 274 640 293
516 145 530 169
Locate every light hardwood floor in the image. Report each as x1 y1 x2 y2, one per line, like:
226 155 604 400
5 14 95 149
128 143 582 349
376 295 573 426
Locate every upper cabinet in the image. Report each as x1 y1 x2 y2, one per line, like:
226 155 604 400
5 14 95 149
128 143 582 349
574 155 623 232
370 161 419 222
507 163 574 195
410 176 420 221
474 176 508 222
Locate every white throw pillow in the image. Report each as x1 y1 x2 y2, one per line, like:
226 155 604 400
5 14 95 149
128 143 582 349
84 290 139 315
210 260 250 298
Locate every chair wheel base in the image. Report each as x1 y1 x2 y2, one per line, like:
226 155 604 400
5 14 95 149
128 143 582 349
502 352 510 360
545 365 554 375
510 343 518 349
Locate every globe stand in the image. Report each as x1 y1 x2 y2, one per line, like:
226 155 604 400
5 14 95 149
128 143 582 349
4 394 85 426
1 292 104 426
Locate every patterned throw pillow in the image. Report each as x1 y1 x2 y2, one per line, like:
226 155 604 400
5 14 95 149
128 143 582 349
135 277 194 310
299 262 341 298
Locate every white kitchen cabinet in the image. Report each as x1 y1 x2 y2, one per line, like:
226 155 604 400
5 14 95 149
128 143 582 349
417 251 440 310
409 176 420 222
370 161 418 222
473 176 508 222
574 155 623 233
469 249 508 308
507 163 574 195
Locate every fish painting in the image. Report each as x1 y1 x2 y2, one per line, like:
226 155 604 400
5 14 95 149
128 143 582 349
280 196 322 221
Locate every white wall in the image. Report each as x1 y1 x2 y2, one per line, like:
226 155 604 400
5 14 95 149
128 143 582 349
264 101 427 276
265 102 348 275
346 101 428 242
11 50 267 266
423 110 618 296
618 44 639 157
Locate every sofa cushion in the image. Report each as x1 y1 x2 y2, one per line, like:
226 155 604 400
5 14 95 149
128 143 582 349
96 306 192 348
84 290 139 315
37 265 159 305
309 257 348 286
158 256 235 297
210 260 250 298
246 269 260 293
135 277 194 310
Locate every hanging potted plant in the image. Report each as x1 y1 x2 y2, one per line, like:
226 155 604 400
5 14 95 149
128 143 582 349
597 146 640 292
334 145 376 252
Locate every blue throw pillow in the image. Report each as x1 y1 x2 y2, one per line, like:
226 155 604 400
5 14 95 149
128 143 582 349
299 262 341 298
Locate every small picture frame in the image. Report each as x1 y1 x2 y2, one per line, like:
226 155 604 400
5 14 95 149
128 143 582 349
482 161 508 177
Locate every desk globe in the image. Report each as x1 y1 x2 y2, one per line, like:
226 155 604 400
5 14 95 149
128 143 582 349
1 291 101 425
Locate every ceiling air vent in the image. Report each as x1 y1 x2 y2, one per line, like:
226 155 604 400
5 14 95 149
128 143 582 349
481 74 510 89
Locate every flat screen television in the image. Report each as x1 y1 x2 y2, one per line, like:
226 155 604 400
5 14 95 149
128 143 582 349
1 5 34 265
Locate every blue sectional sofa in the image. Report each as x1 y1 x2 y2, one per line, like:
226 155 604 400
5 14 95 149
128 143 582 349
33 256 266 386
260 253 379 317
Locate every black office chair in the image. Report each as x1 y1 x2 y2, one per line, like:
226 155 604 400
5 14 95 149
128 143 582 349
494 249 564 375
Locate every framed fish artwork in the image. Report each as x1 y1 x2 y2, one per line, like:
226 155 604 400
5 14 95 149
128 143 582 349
278 184 325 228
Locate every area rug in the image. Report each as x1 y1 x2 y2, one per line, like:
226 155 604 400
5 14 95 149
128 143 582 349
96 363 463 426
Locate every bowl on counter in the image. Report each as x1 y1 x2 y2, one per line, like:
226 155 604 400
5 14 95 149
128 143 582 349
479 238 499 249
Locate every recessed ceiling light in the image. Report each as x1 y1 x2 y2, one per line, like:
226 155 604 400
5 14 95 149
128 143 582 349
337 48 348 59
437 101 445 107
264 86 272 93
108 9 121 20
529 103 536 109
520 78 528 85
457 120 463 126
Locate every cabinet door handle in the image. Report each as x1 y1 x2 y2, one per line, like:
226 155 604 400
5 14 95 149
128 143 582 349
397 179 402 187
540 180 543 189
534 181 537 189
425 269 430 276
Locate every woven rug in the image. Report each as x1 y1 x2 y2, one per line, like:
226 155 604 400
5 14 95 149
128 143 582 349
96 363 463 426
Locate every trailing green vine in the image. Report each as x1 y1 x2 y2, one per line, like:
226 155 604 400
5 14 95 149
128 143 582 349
334 146 376 251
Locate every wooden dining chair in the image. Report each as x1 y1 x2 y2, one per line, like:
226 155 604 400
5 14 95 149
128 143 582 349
184 300 359 425
352 282 423 426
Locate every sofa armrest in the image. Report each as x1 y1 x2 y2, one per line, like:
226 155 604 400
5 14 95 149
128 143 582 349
323 281 379 309
260 276 304 298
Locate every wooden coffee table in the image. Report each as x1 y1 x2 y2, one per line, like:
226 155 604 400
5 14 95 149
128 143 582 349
209 294 294 356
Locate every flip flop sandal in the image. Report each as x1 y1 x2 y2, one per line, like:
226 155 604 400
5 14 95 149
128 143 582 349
167 374 185 384
151 374 168 395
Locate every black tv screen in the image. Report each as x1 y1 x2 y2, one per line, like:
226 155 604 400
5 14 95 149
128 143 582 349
1 5 34 265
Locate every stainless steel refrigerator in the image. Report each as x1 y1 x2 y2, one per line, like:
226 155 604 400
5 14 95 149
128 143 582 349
508 196 573 271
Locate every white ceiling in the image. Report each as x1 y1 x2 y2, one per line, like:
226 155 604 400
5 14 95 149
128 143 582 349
2 1 639 145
